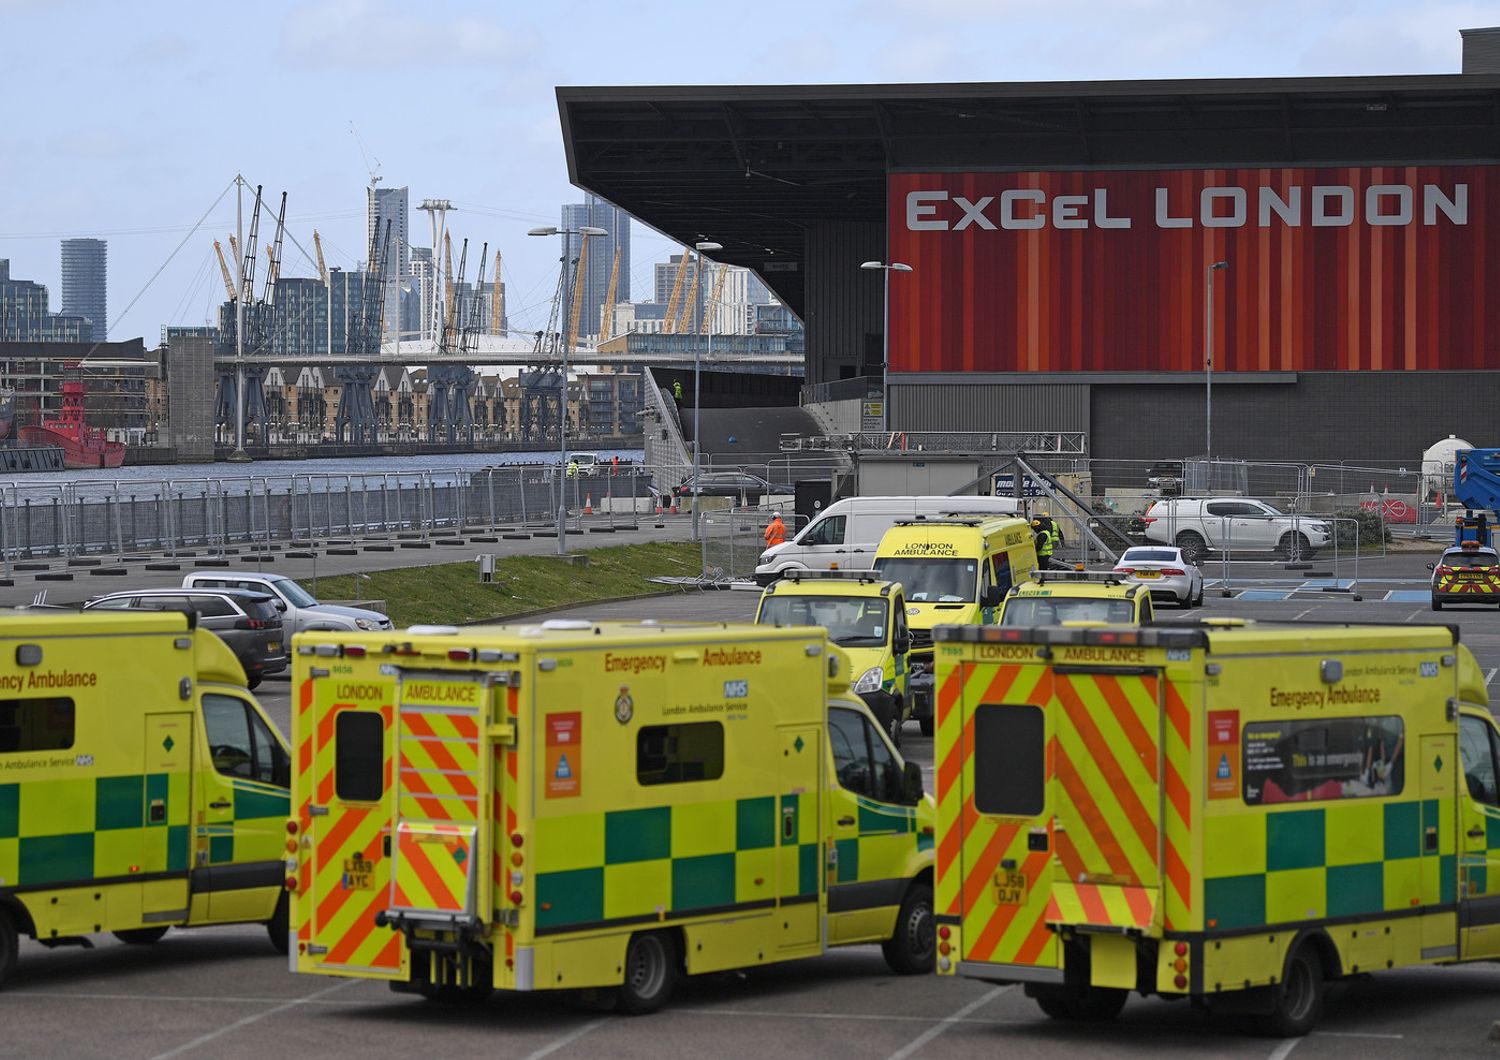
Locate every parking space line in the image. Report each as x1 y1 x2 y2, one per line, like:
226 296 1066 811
1265 1039 1301 1060
1487 668 1497 686
148 979 358 1060
678 1005 1016 1026
885 985 1009 1059
519 1016 609 1060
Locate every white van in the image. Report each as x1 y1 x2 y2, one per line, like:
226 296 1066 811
755 495 1020 584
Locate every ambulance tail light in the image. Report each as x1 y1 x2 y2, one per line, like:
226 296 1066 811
449 648 476 662
1172 941 1189 990
342 645 366 658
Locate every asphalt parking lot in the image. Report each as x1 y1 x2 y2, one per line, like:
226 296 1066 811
15 553 1500 1059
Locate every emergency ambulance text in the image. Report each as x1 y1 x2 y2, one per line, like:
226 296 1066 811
893 542 959 557
605 653 667 675
404 682 478 704
0 669 97 694
1270 685 1383 709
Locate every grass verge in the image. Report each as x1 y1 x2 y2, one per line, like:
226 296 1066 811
313 541 703 627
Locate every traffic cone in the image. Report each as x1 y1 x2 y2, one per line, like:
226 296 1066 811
670 497 679 514
654 497 664 516
584 493 593 515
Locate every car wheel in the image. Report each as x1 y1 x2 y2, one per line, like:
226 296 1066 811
881 882 935 975
1256 942 1324 1037
918 713 934 738
1277 533 1313 562
1174 532 1206 566
1032 985 1128 1022
617 931 678 1014
247 674 262 690
113 926 170 945
1193 583 1205 607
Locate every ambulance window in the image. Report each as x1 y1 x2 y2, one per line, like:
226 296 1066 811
0 697 75 754
335 711 384 802
993 553 1014 595
972 705 1045 817
202 694 286 785
1460 715 1500 806
637 722 724 786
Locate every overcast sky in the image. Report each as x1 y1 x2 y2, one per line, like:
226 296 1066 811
1 0 1494 344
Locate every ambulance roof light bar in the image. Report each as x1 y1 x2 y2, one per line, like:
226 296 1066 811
781 569 885 584
1029 569 1125 586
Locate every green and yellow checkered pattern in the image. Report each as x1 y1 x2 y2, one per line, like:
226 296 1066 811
533 794 820 934
833 796 929 886
0 774 191 889
1204 800 1456 930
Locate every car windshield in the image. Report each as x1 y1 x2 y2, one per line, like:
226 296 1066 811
758 595 887 646
1002 597 1135 625
1444 550 1498 567
270 577 318 607
1122 549 1180 564
873 558 976 603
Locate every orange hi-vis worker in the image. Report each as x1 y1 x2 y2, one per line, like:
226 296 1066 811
764 513 787 548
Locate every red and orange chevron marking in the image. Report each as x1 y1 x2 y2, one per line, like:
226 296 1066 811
936 656 1195 973
393 823 475 915
397 709 480 823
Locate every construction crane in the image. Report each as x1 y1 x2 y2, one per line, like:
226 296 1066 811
662 252 689 335
227 234 240 270
600 247 620 342
674 257 701 335
238 186 264 304
443 232 456 333
566 232 591 352
490 250 503 335
466 242 489 356
312 230 329 284
261 192 287 305
213 241 237 302
703 262 728 335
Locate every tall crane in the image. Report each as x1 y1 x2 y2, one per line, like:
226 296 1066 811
213 241 237 303
490 250 504 335
261 192 287 306
312 230 329 284
662 252 689 335
676 259 701 335
703 262 728 335
238 186 264 304
600 247 620 342
566 232 591 352
443 232 456 333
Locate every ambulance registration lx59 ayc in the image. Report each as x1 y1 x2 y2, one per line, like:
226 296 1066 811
290 620 935 1013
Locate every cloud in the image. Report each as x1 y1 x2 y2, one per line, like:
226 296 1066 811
281 0 539 69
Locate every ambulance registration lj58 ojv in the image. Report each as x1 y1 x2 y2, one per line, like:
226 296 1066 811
289 620 935 1012
933 620 1500 1037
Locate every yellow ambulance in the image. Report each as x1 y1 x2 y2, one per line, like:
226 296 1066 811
872 516 1036 736
932 619 1500 1037
755 570 914 747
0 610 291 988
288 620 935 1012
997 569 1156 627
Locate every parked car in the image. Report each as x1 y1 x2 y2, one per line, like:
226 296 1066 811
1146 460 1185 497
1429 542 1500 610
83 588 286 688
181 572 393 644
673 471 778 506
1142 497 1330 564
1112 545 1205 607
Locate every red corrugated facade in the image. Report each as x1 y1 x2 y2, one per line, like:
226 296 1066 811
887 166 1500 374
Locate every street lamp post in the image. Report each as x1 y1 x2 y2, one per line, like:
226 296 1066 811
1205 260 1229 485
860 261 913 434
528 224 608 555
691 242 723 549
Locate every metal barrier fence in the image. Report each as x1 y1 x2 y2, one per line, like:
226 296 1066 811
699 507 805 583
0 468 655 567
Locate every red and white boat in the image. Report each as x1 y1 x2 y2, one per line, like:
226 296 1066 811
19 381 125 469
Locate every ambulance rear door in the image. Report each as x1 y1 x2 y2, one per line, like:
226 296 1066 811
298 666 404 979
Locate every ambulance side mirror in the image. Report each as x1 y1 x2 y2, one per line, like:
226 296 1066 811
981 587 1005 608
895 632 911 655
1426 563 1437 571
902 761 924 805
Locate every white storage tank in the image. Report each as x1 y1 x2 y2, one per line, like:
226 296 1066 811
1423 435 1474 498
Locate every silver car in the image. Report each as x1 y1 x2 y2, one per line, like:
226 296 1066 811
182 571 393 643
1113 546 1204 607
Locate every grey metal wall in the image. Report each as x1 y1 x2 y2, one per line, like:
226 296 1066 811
803 221 884 385
166 335 214 462
889 382 1089 433
1091 372 1500 464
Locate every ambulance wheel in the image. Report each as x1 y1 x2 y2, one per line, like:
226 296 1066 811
886 702 904 749
1257 942 1323 1038
113 926 169 945
1432 599 1443 611
882 882 935 975
266 892 289 955
617 931 677 1014
918 714 933 738
0 908 17 990
1033 986 1127 1021
247 675 262 690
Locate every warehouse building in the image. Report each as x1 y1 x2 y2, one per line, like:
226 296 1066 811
557 28 1500 463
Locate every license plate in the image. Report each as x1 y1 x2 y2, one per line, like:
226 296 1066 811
995 870 1029 905
342 855 375 890
1458 573 1483 581
1134 571 1161 579
268 642 282 653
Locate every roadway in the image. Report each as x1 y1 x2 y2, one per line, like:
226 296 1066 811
13 551 1500 1058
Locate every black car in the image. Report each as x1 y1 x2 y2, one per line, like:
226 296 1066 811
83 588 287 688
673 471 779 506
